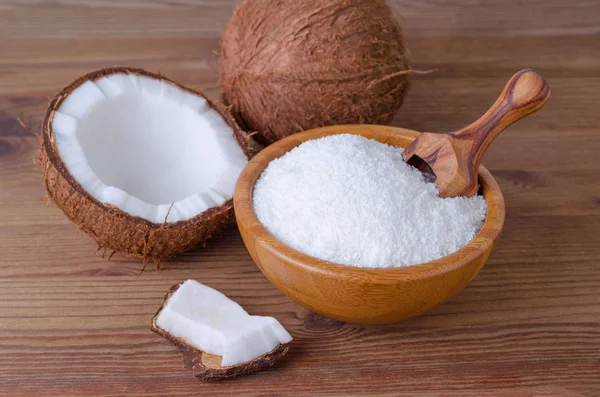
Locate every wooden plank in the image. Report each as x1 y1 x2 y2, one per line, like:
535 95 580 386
0 0 598 396
1 0 598 38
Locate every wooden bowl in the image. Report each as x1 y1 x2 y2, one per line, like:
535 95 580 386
234 125 505 324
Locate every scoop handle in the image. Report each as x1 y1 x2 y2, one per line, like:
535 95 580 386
451 69 550 168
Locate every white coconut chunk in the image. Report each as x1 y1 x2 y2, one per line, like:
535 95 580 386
52 73 248 223
198 192 219 209
180 90 209 112
161 81 188 106
52 112 78 138
59 81 106 118
127 73 141 91
95 75 127 97
175 195 205 220
136 75 164 97
155 280 292 367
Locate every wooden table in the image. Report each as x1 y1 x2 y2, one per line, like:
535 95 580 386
1 1 599 396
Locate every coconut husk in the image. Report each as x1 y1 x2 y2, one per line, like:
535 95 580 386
219 0 412 145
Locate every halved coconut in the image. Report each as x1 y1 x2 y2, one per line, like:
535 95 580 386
40 67 258 261
151 280 292 380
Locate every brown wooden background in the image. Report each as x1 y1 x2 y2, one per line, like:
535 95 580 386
1 1 599 396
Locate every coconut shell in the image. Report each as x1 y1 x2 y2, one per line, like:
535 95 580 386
219 0 411 145
40 67 256 261
151 283 290 380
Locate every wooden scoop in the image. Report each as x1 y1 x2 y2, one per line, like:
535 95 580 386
402 69 550 198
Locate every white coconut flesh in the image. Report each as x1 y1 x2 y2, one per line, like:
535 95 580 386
51 73 248 223
155 280 292 367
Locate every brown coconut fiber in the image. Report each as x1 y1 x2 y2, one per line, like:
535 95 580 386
220 0 412 144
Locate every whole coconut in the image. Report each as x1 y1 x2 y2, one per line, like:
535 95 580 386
219 0 411 145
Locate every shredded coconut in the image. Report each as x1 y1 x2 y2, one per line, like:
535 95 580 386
253 134 487 268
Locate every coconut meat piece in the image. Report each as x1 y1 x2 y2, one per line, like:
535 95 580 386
155 280 292 367
51 73 248 223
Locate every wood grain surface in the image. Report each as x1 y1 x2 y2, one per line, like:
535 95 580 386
0 1 599 396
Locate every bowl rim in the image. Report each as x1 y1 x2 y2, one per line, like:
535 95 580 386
233 124 505 282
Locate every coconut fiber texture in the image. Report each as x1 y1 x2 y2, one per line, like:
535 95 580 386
40 67 255 262
150 283 290 380
220 0 411 145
